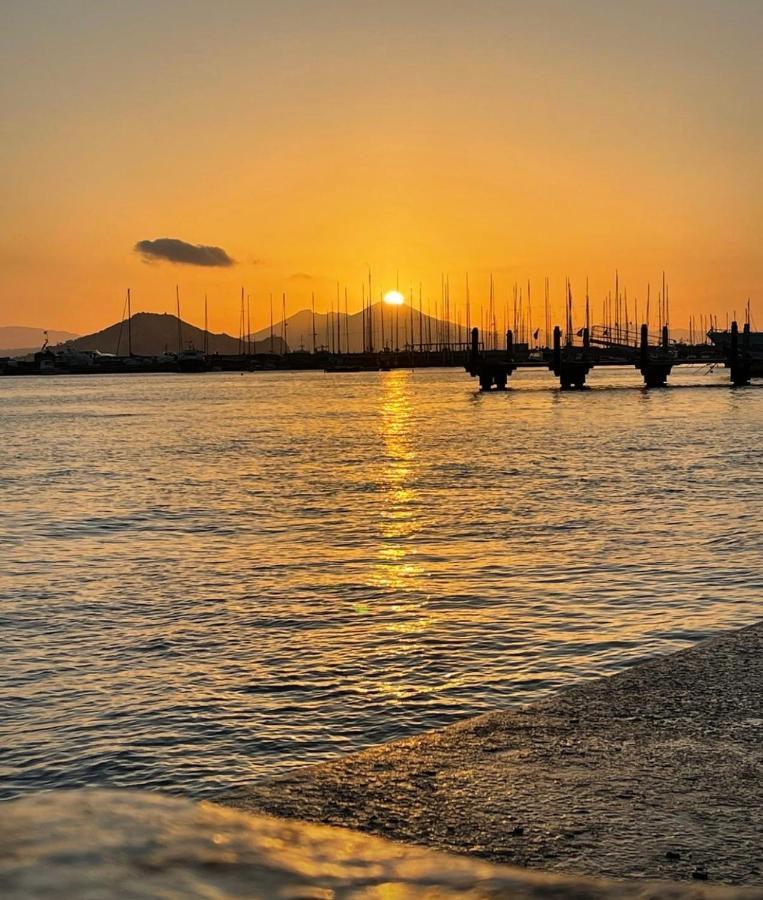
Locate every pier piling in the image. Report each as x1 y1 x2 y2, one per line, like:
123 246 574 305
728 320 752 386
637 322 672 387
551 325 590 389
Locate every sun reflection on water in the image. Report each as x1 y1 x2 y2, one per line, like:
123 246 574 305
372 371 423 586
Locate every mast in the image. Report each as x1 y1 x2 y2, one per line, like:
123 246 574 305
311 292 317 353
344 287 350 354
239 287 245 355
176 285 183 354
465 274 470 344
335 283 341 353
409 285 414 351
418 283 423 351
246 294 251 356
368 267 374 353
512 282 518 340
527 279 533 348
282 293 287 354
116 291 127 357
269 294 274 353
127 288 132 357
361 283 366 352
204 293 208 356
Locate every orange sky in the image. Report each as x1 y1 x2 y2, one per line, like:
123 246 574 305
1 1 762 335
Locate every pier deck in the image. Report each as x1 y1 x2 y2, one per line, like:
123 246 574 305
466 321 759 389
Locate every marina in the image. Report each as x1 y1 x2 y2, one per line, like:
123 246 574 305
2 317 761 389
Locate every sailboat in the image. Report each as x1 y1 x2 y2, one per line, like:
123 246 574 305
175 285 207 372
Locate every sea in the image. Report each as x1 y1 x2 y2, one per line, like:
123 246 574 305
1 366 761 801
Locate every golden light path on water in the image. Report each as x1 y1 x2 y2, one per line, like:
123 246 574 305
0 367 761 800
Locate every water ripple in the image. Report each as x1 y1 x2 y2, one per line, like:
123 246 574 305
0 367 761 800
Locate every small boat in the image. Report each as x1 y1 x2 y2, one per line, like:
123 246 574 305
177 347 207 373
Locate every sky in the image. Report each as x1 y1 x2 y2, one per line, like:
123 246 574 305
1 0 762 335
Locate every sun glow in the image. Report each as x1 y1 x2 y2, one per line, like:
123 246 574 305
383 290 405 306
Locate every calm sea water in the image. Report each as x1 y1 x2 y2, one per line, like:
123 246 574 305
1 367 761 801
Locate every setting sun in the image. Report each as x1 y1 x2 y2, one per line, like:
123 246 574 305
383 291 405 306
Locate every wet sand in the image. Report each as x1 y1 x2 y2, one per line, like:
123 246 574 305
227 621 763 886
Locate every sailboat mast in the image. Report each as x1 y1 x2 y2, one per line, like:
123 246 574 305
281 293 287 354
465 274 470 345
176 285 183 354
368 268 374 353
270 294 274 353
418 283 423 351
239 287 244 355
361 283 366 352
246 294 251 356
311 292 317 353
334 281 342 353
127 287 133 357
409 285 414 351
527 280 533 348
344 288 350 354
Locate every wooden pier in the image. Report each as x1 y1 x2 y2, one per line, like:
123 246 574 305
466 320 759 390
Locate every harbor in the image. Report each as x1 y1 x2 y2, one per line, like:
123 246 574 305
2 316 761 389
3 2 762 895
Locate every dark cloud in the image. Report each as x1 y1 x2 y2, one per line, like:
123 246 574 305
134 238 235 267
287 272 313 282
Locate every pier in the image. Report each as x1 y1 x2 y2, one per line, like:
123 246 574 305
466 320 759 389
2 321 759 385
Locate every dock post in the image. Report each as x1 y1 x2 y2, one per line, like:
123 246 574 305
506 329 513 357
728 320 751 386
471 327 479 361
638 322 671 387
582 327 590 351
553 326 561 373
640 323 649 368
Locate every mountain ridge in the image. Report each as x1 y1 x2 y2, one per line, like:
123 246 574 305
59 312 286 356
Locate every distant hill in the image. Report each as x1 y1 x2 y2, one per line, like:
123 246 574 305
0 326 79 358
250 302 466 353
59 312 287 356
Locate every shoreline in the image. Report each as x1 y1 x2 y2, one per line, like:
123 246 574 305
225 620 763 886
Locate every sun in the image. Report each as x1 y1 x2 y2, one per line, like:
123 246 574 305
383 290 405 306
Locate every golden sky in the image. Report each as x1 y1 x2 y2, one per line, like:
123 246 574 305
1 0 761 334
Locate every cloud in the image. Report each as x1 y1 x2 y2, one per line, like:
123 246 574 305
134 238 235 267
287 272 313 282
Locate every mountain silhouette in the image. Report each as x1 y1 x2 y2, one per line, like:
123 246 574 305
250 301 467 353
59 313 286 356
